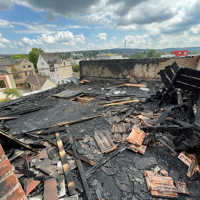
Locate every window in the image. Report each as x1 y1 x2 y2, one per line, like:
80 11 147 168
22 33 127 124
23 66 26 68
50 64 55 72
28 65 31 68
0 80 6 88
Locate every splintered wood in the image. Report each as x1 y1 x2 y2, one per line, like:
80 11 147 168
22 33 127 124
123 83 146 88
178 152 200 177
80 79 91 84
94 130 117 153
56 133 76 196
144 171 178 198
103 99 139 107
72 94 95 103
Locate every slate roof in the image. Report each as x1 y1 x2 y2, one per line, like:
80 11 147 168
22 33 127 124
26 74 48 88
0 58 24 66
0 66 9 74
40 53 62 66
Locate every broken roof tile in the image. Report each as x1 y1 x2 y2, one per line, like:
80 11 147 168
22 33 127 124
94 130 117 154
127 126 147 146
144 170 178 198
44 178 58 200
128 144 147 155
175 181 189 195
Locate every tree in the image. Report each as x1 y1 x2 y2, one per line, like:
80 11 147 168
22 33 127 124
129 52 146 59
28 48 44 72
135 52 146 59
72 65 80 72
146 49 161 58
3 88 21 100
11 54 27 59
61 52 71 59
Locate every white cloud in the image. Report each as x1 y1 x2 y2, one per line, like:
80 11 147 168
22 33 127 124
21 31 85 47
0 0 12 10
97 33 107 40
0 19 13 28
191 24 200 34
15 22 57 34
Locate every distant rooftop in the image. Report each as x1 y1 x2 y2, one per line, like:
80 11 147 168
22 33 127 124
40 53 62 65
0 58 25 66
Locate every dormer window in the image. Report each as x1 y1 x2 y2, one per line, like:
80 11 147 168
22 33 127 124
50 64 55 72
0 80 6 88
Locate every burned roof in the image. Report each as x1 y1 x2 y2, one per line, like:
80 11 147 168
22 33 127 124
0 67 200 200
40 52 62 65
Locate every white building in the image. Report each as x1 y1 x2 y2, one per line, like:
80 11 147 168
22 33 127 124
37 53 73 85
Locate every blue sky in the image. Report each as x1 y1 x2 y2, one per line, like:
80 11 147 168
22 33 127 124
0 0 200 54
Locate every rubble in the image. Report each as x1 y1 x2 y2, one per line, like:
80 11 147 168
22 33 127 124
0 67 200 199
144 169 178 198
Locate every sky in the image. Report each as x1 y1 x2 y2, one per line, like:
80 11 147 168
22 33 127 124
0 0 200 54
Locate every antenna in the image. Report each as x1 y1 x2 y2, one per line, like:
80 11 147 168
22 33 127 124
124 40 127 48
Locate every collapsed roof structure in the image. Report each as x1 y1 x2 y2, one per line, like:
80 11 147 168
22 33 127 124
0 62 200 200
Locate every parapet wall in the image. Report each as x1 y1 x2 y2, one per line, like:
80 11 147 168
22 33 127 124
80 56 200 81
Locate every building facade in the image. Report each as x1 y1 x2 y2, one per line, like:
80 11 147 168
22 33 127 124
0 68 16 101
37 53 73 85
0 58 35 88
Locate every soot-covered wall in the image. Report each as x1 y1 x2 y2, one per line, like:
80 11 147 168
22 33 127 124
80 56 200 81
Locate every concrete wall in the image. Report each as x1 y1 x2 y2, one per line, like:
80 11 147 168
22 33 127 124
80 56 200 81
58 59 73 81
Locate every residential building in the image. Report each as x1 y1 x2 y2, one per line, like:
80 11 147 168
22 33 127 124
0 58 35 88
0 67 16 100
37 53 73 85
95 53 123 60
26 74 56 91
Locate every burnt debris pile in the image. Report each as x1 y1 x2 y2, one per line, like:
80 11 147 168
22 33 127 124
0 67 200 200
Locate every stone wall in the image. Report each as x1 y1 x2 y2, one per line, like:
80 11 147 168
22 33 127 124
80 56 200 81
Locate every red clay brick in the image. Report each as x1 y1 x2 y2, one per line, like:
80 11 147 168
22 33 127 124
0 144 4 158
44 178 58 200
0 174 18 198
7 186 26 200
0 158 13 177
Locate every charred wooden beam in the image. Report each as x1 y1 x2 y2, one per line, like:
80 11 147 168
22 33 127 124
24 132 95 166
85 146 126 179
24 132 57 146
56 133 77 196
67 149 95 166
142 125 191 132
103 99 139 107
157 138 177 155
69 136 92 200
0 130 38 152
23 114 102 134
